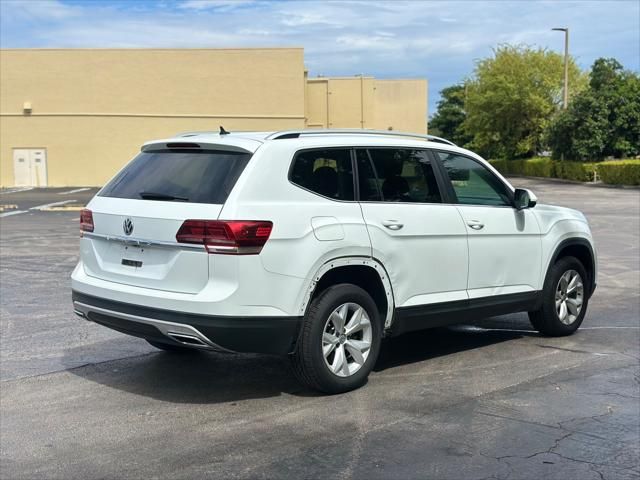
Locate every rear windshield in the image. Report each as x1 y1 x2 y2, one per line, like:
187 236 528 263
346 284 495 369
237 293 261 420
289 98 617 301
99 149 250 204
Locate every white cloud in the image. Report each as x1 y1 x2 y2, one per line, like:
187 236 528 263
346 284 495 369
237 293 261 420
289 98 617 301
0 0 637 113
0 0 80 20
179 0 257 10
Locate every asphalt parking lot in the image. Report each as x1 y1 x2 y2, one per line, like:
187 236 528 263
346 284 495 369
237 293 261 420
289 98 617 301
1 178 639 480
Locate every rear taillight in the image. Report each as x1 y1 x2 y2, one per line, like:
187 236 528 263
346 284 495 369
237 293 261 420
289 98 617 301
176 220 273 255
80 209 94 235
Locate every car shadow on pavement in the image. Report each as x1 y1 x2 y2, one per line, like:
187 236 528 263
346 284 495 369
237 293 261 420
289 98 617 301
375 322 534 372
64 315 539 403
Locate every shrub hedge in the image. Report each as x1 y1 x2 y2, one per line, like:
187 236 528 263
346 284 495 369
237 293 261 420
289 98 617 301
596 160 640 185
489 158 640 185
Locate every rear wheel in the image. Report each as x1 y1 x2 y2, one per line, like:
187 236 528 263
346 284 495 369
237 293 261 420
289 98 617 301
529 256 589 336
291 284 382 394
146 339 196 353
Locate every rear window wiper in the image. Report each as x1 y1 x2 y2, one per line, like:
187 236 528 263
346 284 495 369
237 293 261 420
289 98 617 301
139 191 189 202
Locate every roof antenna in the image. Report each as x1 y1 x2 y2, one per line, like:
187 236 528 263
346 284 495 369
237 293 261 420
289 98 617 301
219 125 230 135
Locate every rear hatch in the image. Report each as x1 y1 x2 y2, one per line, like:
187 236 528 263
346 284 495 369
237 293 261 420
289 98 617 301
81 143 252 294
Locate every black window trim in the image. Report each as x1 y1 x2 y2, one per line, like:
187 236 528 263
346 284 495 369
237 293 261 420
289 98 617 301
355 146 452 205
287 146 358 203
429 149 516 208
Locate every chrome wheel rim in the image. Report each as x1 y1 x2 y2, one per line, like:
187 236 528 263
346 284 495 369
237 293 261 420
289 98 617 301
555 269 584 325
322 302 372 377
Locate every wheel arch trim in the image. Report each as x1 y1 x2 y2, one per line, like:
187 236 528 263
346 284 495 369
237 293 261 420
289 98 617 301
547 237 597 296
298 257 396 328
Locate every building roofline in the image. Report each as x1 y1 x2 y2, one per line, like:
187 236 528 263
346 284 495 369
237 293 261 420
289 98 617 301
0 47 304 52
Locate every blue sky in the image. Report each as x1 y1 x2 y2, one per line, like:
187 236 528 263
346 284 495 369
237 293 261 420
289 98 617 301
1 0 639 116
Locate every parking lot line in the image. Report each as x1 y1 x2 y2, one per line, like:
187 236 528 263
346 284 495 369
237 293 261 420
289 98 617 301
0 210 28 218
59 188 91 195
0 187 33 195
30 200 76 210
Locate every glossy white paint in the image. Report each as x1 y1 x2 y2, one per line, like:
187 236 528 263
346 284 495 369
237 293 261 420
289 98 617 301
71 130 596 333
360 202 468 307
457 205 542 298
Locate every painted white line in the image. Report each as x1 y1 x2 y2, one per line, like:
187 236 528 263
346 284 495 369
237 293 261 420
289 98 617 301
59 188 90 195
0 210 28 218
29 200 76 210
0 187 33 195
464 326 639 333
581 326 640 330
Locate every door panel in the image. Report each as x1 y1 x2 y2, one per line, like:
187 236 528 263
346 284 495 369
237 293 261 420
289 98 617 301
456 206 542 297
12 149 30 186
30 149 47 186
433 150 542 297
361 203 469 307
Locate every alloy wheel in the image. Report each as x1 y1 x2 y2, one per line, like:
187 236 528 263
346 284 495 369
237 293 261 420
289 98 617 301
555 269 584 325
322 302 373 377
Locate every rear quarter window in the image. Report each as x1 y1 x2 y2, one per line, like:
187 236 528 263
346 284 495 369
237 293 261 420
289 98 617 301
100 149 250 204
289 148 354 201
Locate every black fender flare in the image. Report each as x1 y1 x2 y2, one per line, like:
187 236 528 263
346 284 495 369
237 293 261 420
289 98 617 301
547 238 596 297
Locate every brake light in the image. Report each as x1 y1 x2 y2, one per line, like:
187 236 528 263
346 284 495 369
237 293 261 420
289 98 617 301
80 209 94 235
176 220 273 255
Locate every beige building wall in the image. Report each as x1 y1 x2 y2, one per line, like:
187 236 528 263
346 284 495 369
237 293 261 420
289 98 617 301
373 79 428 134
0 48 305 186
305 77 427 133
1 48 428 187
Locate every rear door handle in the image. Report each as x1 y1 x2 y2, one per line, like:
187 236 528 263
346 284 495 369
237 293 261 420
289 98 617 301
467 220 484 230
382 220 404 230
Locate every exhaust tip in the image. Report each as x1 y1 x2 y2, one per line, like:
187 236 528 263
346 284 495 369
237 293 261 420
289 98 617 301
166 332 208 347
74 309 86 319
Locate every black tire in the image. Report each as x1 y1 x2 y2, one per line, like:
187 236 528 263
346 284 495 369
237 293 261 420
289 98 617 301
529 256 589 336
146 339 196 353
291 284 382 394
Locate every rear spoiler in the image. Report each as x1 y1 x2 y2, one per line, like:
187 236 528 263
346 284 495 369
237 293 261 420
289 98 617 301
141 138 260 154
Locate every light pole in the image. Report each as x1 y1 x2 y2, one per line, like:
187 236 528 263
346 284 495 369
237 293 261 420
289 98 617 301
552 27 569 109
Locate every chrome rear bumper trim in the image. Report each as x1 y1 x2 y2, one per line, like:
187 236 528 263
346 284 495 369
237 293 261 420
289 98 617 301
82 232 205 251
73 301 233 353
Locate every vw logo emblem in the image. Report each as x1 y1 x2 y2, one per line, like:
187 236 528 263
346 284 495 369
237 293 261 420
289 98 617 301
123 218 134 236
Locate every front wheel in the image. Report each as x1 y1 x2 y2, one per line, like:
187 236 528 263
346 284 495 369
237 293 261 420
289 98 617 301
291 284 382 394
529 256 589 336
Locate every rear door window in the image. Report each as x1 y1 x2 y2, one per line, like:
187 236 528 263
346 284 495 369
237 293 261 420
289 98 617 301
99 149 250 204
358 148 442 203
290 149 354 201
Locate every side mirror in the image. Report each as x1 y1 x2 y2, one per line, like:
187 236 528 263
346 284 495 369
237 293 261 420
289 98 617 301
514 188 537 210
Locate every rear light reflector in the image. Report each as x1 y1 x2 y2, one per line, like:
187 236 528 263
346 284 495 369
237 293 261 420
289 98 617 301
176 220 273 255
80 209 94 235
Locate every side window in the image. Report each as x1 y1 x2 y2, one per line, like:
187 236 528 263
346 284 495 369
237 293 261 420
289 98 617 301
290 149 354 201
359 148 442 203
436 152 511 206
356 149 382 201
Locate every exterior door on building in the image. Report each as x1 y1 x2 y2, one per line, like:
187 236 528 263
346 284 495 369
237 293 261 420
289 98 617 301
13 149 47 186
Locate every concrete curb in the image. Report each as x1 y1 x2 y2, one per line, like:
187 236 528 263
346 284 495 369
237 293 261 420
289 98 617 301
506 175 640 190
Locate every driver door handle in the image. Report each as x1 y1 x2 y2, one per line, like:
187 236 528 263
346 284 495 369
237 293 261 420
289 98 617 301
382 220 404 230
467 220 484 230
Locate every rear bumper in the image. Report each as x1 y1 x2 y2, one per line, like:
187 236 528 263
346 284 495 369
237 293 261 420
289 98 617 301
72 291 302 355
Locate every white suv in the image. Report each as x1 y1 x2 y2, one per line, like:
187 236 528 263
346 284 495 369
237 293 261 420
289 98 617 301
72 129 597 393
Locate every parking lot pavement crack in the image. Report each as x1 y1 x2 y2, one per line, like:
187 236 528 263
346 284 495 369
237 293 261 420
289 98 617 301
535 344 613 356
476 408 636 479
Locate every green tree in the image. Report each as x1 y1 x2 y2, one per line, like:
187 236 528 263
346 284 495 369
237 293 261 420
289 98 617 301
547 58 640 160
429 85 472 146
463 45 585 159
